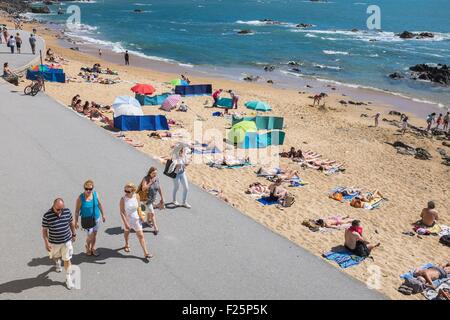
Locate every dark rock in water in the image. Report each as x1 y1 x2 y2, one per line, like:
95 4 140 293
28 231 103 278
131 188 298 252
369 39 377 42
134 9 144 13
31 5 51 14
296 23 313 28
351 28 359 32
389 72 404 79
417 32 434 39
339 100 347 105
290 67 301 73
348 101 356 105
237 29 253 35
264 65 275 72
398 31 434 39
409 64 450 85
398 31 415 39
267 80 274 84
389 110 402 116
415 148 432 160
288 61 300 66
243 75 260 82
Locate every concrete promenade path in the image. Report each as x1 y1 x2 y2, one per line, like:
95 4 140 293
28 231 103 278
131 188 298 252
0 34 385 300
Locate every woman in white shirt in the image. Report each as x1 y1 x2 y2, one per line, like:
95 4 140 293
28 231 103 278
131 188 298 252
119 182 152 259
168 144 191 208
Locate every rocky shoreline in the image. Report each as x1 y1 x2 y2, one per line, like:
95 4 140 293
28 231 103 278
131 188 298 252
390 64 450 86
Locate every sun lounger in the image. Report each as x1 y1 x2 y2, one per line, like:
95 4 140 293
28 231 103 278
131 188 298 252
323 248 365 268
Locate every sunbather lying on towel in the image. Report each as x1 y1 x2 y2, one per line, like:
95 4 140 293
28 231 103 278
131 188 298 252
350 190 384 209
245 182 270 196
413 262 450 289
256 167 298 180
316 215 353 229
344 220 380 257
219 155 250 166
148 131 184 139
267 178 288 203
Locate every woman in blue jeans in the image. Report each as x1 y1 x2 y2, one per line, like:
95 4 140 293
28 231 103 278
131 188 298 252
169 144 191 208
74 180 106 256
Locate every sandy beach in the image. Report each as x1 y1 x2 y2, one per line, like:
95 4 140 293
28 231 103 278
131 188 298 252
2 15 449 300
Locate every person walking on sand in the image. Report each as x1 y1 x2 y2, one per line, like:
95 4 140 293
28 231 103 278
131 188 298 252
401 114 408 135
138 167 165 235
29 34 37 55
168 143 191 208
444 112 450 132
74 180 106 257
435 113 443 129
7 36 16 54
372 112 380 127
98 49 102 57
344 220 380 258
124 50 130 65
42 198 77 289
426 112 436 131
15 33 22 54
120 183 152 259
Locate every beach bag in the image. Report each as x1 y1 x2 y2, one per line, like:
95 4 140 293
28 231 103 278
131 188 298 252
81 192 97 229
354 241 370 258
404 278 425 294
137 206 145 221
163 159 177 179
439 235 450 247
282 195 295 208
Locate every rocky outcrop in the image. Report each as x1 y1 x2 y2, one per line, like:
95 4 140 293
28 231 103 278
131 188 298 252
389 72 404 80
391 141 432 160
409 64 450 85
296 23 314 28
31 5 51 14
398 31 434 39
0 0 29 14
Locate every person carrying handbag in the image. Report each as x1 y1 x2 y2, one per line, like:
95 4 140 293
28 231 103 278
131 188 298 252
75 180 106 257
138 167 164 235
167 143 191 208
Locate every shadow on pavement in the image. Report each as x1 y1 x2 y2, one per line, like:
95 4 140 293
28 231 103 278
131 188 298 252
104 226 155 235
28 247 147 268
0 269 64 295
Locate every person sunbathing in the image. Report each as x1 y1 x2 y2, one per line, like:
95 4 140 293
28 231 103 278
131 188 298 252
268 178 288 203
344 220 380 257
71 95 80 108
316 215 353 229
246 182 270 196
420 201 439 227
256 167 283 177
277 169 300 181
220 155 250 166
413 262 450 289
72 99 84 113
279 147 296 158
148 131 184 139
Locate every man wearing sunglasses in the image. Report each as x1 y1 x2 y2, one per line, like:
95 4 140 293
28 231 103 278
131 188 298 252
42 198 77 290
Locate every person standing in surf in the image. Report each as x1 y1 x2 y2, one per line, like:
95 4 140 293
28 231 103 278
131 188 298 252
124 50 130 65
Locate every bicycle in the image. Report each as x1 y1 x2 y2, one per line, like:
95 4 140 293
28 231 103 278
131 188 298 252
24 76 44 96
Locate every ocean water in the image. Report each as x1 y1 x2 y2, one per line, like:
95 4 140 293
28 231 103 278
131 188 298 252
33 0 450 109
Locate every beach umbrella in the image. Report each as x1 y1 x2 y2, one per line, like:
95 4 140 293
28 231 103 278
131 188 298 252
228 120 257 144
130 83 156 95
112 96 143 118
161 94 181 111
245 101 272 112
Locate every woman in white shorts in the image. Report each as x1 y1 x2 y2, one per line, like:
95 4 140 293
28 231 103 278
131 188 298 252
119 182 152 259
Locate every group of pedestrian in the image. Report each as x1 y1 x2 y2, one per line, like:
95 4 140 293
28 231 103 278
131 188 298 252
1 27 37 55
426 112 450 132
42 144 192 289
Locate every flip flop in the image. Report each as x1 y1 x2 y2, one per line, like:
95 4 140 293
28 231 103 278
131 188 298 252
144 253 153 259
91 249 100 257
85 244 92 256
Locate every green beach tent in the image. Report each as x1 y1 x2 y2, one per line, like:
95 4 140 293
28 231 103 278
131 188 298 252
228 121 257 144
245 101 272 112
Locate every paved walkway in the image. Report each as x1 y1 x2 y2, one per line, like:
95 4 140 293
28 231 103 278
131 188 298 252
0 39 385 300
0 29 44 71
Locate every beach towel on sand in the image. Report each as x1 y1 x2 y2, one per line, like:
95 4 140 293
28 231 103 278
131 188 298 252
423 279 450 300
323 249 365 268
329 187 360 201
413 223 442 235
257 197 279 206
208 161 252 169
